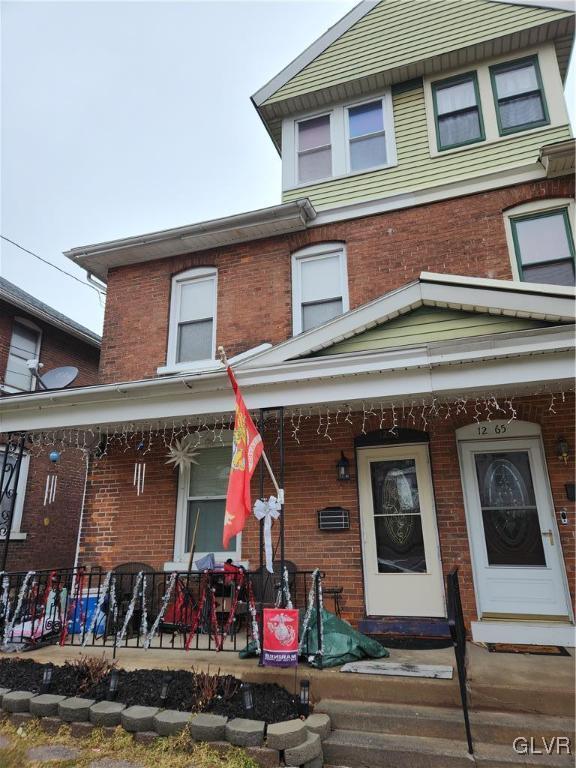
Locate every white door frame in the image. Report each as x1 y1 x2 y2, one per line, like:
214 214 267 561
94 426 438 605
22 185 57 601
357 442 446 618
456 420 574 635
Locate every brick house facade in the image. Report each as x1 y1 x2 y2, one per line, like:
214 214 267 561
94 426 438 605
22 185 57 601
1 0 574 647
0 281 100 571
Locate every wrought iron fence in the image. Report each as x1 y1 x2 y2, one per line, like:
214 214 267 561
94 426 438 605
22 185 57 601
0 566 324 664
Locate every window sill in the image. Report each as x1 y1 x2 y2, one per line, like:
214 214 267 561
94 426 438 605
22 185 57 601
164 559 249 572
0 531 27 541
0 384 32 395
157 360 221 376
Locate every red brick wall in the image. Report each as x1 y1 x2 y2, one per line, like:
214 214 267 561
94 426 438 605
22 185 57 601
98 177 574 383
1 303 100 571
78 394 575 629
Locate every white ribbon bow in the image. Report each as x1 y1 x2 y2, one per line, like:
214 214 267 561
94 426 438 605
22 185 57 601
253 496 281 574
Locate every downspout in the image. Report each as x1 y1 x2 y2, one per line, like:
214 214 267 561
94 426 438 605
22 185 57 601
73 451 90 572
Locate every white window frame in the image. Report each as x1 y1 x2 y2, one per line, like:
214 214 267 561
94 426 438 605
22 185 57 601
295 110 334 185
282 90 397 190
0 445 30 540
163 267 218 374
291 242 349 336
423 43 569 158
2 317 42 394
503 198 575 283
171 435 243 569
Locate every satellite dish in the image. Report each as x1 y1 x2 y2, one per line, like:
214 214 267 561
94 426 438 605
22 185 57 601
38 366 79 390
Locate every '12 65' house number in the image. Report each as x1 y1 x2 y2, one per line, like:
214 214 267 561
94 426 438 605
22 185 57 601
477 423 507 436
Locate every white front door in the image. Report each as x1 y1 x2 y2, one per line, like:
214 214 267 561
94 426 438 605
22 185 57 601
458 424 571 620
357 444 445 617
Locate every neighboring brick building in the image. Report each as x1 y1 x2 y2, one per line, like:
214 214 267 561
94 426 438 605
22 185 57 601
0 278 100 571
0 0 574 647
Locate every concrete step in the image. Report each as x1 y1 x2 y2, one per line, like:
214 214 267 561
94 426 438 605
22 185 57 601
323 729 574 768
316 698 575 745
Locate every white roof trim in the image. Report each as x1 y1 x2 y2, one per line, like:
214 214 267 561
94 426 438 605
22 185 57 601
236 273 576 368
252 1 378 106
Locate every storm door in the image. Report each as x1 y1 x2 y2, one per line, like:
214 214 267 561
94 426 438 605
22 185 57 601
357 444 445 617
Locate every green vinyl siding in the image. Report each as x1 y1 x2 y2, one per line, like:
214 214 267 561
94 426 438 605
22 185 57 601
265 0 571 105
310 306 555 357
282 84 571 210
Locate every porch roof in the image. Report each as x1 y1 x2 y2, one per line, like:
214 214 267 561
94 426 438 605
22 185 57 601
0 274 573 434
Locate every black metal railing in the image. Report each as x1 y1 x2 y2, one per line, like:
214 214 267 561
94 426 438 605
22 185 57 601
0 566 324 664
446 568 473 755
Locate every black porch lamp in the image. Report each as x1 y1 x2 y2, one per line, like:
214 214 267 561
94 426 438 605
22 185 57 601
556 437 569 463
336 451 350 481
298 679 310 717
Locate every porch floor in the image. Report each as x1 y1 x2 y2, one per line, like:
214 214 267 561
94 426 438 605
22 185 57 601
9 641 575 717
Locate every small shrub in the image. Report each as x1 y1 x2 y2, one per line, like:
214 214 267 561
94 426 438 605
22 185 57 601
66 653 117 694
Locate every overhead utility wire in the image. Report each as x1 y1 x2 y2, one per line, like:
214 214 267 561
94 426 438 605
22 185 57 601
1 235 106 302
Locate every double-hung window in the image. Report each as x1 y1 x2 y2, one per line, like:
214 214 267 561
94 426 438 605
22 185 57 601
347 99 387 171
168 268 217 368
4 319 41 391
432 72 484 150
292 243 349 334
490 56 548 135
510 208 575 286
297 114 332 183
175 440 238 564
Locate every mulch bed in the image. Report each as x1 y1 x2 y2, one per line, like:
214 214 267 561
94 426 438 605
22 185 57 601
0 658 298 723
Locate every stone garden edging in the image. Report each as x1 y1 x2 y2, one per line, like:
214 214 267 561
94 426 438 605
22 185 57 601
0 687 330 768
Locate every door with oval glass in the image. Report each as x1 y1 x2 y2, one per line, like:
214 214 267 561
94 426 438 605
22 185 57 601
458 426 571 620
357 444 445 617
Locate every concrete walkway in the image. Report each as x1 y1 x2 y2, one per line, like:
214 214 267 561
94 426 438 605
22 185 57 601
9 641 575 716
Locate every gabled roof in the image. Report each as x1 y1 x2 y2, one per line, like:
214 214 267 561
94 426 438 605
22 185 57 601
253 0 574 150
0 277 101 348
237 273 575 368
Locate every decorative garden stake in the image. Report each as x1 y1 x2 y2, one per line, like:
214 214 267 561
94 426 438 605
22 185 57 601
241 683 254 713
107 669 119 701
159 673 172 707
41 664 53 694
298 679 310 717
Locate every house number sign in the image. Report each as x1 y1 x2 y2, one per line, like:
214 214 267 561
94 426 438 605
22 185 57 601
476 423 508 436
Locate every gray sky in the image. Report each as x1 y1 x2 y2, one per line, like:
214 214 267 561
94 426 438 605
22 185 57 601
1 0 574 335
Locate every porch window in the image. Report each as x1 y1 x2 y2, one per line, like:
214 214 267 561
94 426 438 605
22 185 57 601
291 243 349 335
511 208 575 286
0 446 30 538
4 319 41 392
490 56 548 135
167 268 217 368
175 440 238 564
432 72 484 150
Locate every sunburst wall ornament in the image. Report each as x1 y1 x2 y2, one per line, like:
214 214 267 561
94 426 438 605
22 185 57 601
165 439 200 474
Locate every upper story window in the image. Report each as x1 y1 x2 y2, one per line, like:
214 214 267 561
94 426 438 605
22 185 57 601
490 56 548 136
283 91 396 189
297 114 332 183
432 72 484 150
4 319 41 392
167 268 217 369
504 199 575 287
291 243 349 335
347 99 387 171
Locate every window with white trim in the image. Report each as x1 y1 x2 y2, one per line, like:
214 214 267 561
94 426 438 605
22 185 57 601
291 243 349 335
4 319 41 392
504 199 575 287
167 268 217 368
283 91 396 189
0 446 30 538
174 437 238 564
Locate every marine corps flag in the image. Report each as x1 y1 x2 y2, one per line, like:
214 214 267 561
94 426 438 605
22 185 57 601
222 365 263 549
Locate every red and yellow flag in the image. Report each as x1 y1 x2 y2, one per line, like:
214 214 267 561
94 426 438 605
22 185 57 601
222 367 263 549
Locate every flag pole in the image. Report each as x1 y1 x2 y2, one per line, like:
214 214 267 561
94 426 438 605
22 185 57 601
218 346 283 501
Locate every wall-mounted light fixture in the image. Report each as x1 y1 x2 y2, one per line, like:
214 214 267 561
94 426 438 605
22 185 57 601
556 437 569 463
336 451 350 481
